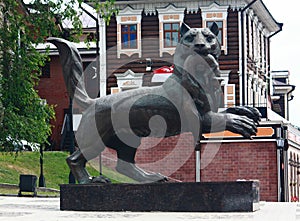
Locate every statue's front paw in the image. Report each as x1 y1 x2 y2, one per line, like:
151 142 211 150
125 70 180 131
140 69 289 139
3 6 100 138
225 113 258 139
225 106 261 124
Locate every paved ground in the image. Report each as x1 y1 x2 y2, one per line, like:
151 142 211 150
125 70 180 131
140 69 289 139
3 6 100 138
0 196 300 221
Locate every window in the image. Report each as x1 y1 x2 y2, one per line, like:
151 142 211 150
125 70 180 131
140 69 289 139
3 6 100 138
121 24 137 49
40 61 50 78
163 23 180 48
116 6 143 58
206 21 223 45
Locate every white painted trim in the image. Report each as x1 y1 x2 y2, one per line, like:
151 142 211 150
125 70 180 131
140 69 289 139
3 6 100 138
99 17 107 97
243 11 248 105
114 69 144 92
156 4 186 15
238 11 243 106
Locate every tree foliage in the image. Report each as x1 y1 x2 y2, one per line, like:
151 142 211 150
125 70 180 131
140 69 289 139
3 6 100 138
0 0 117 151
0 0 83 151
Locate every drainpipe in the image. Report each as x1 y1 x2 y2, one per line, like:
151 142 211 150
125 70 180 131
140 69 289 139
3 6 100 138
240 0 258 106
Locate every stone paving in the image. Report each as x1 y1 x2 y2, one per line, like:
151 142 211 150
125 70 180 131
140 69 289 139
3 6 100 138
0 196 300 221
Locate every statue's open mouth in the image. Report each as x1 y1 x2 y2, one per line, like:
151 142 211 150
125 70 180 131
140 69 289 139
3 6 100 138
194 48 208 56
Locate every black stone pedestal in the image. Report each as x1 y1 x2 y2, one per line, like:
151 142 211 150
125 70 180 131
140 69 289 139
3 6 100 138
60 181 259 212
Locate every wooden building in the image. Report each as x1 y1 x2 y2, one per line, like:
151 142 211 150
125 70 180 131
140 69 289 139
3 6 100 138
36 0 300 202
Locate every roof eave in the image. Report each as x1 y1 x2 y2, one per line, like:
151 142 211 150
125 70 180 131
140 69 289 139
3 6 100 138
245 0 282 34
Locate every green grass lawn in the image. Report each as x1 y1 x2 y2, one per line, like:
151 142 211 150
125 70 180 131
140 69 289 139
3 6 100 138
0 151 134 191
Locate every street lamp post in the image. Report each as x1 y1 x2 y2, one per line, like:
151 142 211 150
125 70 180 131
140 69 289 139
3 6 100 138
68 97 76 184
39 144 45 187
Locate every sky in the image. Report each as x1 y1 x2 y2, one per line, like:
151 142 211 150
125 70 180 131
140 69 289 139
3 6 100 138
262 0 300 127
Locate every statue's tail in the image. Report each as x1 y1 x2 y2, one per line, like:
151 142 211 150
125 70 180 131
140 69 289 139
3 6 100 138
47 37 94 110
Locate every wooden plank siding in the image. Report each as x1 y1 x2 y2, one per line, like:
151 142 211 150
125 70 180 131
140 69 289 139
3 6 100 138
105 9 241 105
220 9 240 105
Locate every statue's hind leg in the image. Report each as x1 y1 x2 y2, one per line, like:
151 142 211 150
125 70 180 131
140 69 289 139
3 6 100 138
66 148 111 184
66 105 109 184
66 149 92 184
107 136 167 183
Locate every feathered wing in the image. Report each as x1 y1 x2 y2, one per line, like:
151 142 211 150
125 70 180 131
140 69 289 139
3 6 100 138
47 37 94 110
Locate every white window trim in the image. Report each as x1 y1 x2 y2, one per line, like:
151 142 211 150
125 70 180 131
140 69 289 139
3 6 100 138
114 69 144 92
201 2 228 55
157 4 185 57
116 6 143 58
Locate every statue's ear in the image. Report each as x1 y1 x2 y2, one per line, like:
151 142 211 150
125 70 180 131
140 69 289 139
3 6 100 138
180 23 190 36
209 22 219 36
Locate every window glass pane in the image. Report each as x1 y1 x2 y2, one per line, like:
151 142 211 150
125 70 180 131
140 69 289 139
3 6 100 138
130 33 137 48
130 33 137 41
122 33 128 43
172 32 179 46
164 23 171 30
130 25 137 32
172 23 179 31
215 21 223 29
165 32 171 47
131 40 137 48
122 25 128 32
122 34 129 48
217 31 222 44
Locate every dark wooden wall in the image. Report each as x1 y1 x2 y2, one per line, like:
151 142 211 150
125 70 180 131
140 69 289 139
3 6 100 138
105 9 241 104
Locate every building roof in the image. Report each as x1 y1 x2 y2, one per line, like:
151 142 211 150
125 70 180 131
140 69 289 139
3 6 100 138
86 0 282 35
62 2 97 29
245 0 283 34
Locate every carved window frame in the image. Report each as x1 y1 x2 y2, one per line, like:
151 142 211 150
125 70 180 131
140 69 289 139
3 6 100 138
201 3 228 55
163 22 180 48
157 4 185 57
116 6 143 58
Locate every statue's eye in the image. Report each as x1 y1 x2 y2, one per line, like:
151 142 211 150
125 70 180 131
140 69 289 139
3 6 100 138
185 35 194 43
206 36 214 43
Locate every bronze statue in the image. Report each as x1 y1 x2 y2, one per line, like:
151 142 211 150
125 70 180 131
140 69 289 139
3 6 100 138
48 22 260 184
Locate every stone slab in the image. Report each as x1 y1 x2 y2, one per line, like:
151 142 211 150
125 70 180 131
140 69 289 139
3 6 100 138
60 181 259 212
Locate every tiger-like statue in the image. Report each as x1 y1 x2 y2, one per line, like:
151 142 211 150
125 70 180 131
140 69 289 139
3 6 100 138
48 22 260 184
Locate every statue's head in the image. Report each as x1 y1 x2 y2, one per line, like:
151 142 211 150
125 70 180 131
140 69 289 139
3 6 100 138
174 22 221 71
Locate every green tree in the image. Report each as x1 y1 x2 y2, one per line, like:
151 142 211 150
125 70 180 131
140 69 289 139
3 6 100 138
0 0 117 151
0 0 81 151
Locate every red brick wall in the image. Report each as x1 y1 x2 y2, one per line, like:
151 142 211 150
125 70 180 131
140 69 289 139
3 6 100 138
102 138 278 201
102 133 196 182
200 141 278 202
37 56 69 148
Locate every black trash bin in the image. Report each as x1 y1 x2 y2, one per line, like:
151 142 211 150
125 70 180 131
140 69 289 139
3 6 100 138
18 174 37 197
